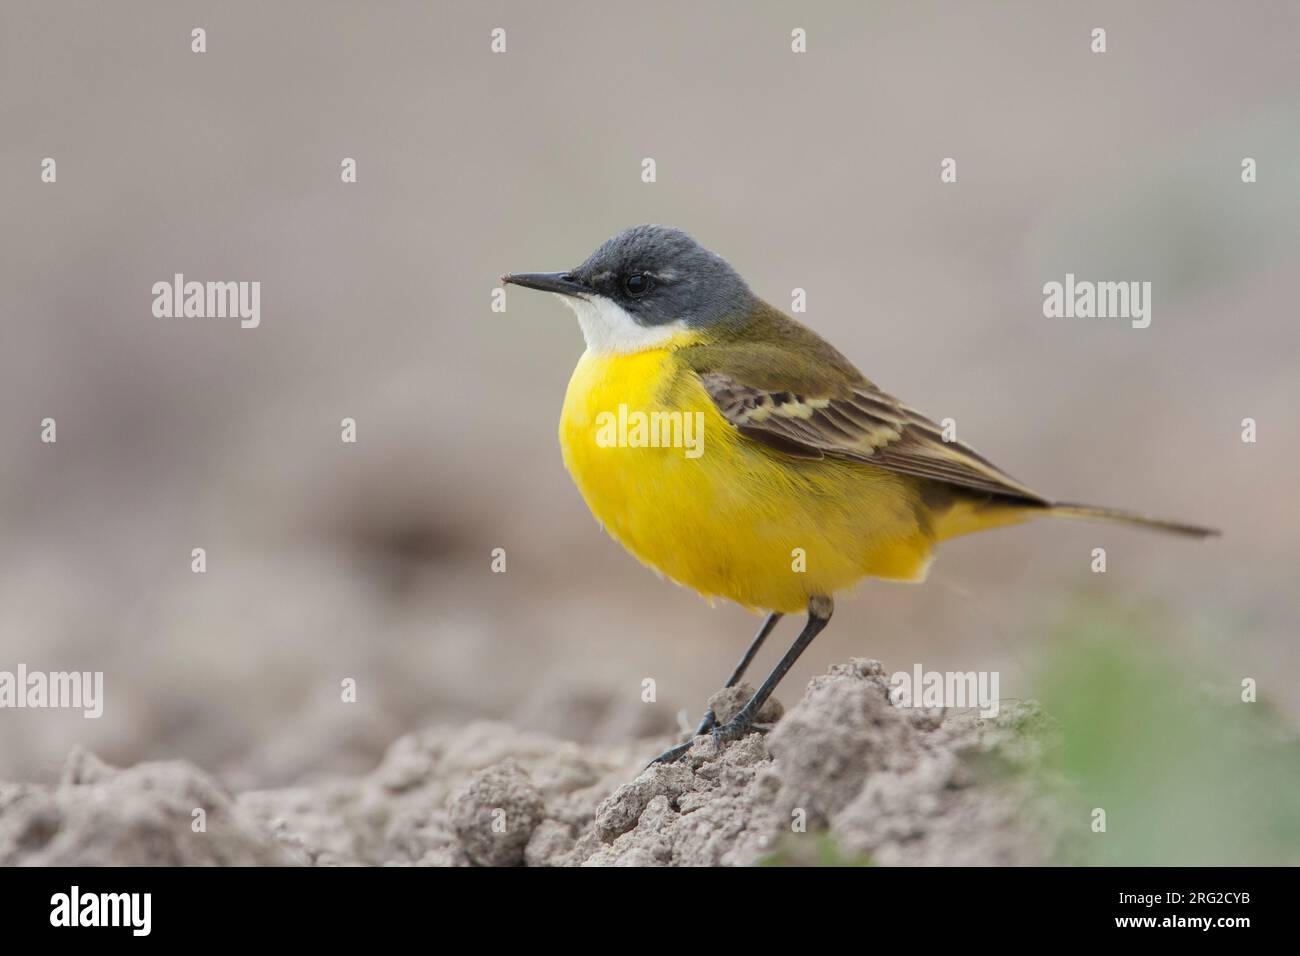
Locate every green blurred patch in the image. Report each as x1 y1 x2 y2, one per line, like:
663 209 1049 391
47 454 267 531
758 833 875 867
1037 601 1300 865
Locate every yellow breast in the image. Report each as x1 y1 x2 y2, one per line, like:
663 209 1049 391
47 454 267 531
558 338 938 613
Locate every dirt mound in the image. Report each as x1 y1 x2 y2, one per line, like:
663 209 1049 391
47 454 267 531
0 660 1063 866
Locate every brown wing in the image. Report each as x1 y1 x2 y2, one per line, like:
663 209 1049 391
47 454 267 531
698 371 1048 505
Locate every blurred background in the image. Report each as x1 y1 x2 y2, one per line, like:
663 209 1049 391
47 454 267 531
1 1 1296 797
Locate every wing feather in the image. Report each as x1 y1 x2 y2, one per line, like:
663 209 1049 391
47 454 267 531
697 370 1047 505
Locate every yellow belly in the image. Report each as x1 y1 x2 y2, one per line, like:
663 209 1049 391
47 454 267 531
558 342 941 613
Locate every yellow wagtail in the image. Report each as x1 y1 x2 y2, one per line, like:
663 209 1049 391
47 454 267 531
503 225 1217 764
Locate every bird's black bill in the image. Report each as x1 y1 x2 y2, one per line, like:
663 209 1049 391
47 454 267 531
500 271 589 297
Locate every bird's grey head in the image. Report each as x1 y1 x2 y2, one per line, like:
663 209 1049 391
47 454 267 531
503 225 756 354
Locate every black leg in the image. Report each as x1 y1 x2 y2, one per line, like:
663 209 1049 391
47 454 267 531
647 611 783 767
711 595 833 745
690 611 783 736
648 598 832 765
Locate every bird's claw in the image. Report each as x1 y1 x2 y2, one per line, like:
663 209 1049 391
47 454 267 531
646 740 693 767
711 710 759 747
692 708 718 737
649 708 770 767
647 707 720 766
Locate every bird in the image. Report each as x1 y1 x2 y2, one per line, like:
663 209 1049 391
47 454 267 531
502 224 1217 765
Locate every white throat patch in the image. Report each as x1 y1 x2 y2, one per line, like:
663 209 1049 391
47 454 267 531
558 294 686 355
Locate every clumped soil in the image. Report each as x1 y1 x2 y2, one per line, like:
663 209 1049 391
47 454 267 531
0 660 1067 866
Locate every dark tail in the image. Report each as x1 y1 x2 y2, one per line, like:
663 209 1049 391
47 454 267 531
1048 502 1219 539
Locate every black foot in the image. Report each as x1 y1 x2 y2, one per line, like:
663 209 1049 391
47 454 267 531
646 739 694 766
692 707 718 737
646 706 719 767
648 708 771 767
710 708 760 748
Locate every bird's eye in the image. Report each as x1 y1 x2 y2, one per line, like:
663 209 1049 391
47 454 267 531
623 273 653 297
